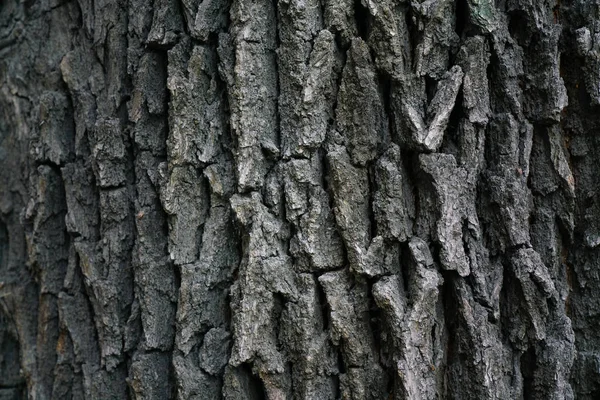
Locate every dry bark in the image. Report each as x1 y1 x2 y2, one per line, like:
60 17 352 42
1 0 599 399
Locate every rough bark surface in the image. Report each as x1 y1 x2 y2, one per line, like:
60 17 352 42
1 0 599 399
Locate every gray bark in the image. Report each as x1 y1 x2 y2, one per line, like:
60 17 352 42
0 0 598 399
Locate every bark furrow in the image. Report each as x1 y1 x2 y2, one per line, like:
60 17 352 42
1 0 598 399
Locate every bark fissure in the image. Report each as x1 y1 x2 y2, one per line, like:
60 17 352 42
1 0 599 399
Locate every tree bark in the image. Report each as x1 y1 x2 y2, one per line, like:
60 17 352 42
0 0 598 398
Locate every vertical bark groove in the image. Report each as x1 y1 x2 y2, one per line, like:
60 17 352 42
1 0 599 399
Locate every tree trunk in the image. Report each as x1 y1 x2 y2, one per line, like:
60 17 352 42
1 0 598 398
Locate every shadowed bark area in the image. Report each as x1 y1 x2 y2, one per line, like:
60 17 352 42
1 0 599 398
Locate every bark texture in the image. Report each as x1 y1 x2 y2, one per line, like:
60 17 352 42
0 0 599 399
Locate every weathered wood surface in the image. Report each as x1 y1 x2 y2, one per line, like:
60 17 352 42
1 0 599 398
